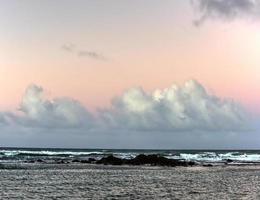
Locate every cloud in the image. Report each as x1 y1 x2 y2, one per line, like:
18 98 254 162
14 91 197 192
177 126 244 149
0 80 249 132
78 50 106 61
61 43 75 52
0 80 253 148
100 80 248 132
0 113 7 125
192 0 260 25
6 84 94 129
61 44 107 61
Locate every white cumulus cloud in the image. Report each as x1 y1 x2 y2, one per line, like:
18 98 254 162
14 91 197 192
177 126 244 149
9 84 94 129
0 80 249 134
0 80 254 148
100 80 248 132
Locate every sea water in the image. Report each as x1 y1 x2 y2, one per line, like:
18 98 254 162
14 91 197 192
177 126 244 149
1 147 260 164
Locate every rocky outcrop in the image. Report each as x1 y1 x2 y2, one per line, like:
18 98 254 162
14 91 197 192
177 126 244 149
28 154 196 167
96 154 196 167
96 155 124 165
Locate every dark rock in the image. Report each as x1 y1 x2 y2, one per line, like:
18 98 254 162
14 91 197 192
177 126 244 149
203 164 213 167
226 159 233 163
96 155 124 165
96 154 196 167
88 158 96 163
26 160 36 163
80 160 90 164
57 160 66 164
126 154 195 167
188 161 196 166
71 158 97 164
127 154 159 165
72 159 80 163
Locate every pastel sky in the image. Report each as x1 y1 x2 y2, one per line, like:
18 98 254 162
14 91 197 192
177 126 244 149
0 0 259 148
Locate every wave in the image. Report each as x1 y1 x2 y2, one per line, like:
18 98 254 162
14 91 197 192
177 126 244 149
1 149 260 163
168 152 260 163
0 150 104 157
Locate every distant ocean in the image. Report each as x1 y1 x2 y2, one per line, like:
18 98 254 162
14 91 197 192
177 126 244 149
1 147 260 164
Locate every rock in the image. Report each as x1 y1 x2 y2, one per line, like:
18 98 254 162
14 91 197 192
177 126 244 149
26 160 36 163
127 154 159 165
57 160 66 164
72 158 96 163
80 160 90 164
95 154 196 167
226 159 233 163
88 158 96 163
96 155 124 165
72 159 80 163
126 154 195 167
188 161 196 166
203 164 213 167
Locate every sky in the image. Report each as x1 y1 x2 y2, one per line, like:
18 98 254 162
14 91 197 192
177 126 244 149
0 0 259 148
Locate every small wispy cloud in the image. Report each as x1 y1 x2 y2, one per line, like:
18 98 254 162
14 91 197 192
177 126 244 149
78 50 106 61
192 0 260 26
61 43 107 61
61 43 76 52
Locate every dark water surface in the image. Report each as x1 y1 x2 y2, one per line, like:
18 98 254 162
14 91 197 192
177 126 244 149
2 147 260 164
1 164 260 199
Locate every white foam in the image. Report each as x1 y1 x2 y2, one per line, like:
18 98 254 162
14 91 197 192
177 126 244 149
169 152 260 163
0 150 104 156
1 150 260 163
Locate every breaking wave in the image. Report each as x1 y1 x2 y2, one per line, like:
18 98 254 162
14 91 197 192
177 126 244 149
1 148 260 164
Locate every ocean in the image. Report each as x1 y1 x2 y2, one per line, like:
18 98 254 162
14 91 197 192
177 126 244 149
1 147 260 164
2 148 260 199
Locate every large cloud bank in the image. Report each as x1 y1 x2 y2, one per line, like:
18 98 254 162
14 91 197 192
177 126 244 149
0 80 248 133
192 0 260 25
100 80 247 132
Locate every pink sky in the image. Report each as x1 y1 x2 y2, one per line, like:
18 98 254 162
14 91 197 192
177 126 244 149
0 1 259 114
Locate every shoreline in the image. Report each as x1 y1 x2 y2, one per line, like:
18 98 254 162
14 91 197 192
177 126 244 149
2 161 260 170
